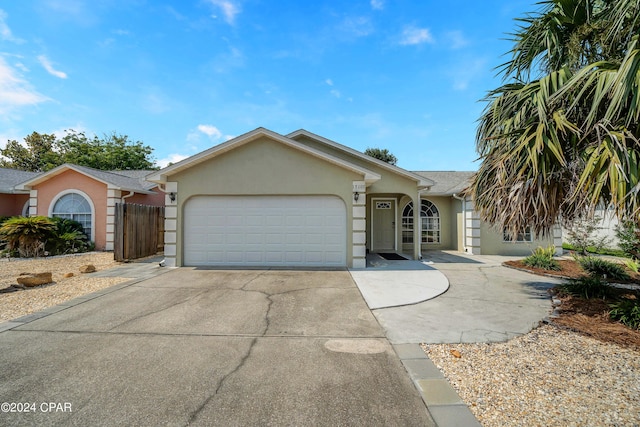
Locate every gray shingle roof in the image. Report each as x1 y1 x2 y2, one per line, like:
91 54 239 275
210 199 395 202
1 165 157 193
413 171 475 195
67 164 157 192
0 168 39 193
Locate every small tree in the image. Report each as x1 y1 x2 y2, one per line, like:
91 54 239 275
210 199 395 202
0 216 57 257
364 148 397 165
615 220 640 260
565 217 611 255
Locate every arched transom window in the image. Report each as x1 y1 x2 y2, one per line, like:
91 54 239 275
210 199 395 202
401 199 440 244
52 193 92 238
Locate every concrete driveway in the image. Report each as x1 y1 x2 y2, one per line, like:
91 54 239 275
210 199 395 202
0 268 434 426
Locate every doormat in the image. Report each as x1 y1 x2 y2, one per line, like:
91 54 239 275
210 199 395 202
378 253 408 260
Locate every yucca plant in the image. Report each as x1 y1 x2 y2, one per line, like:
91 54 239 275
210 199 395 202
0 216 57 257
559 275 615 300
577 256 630 281
610 299 640 329
523 245 561 271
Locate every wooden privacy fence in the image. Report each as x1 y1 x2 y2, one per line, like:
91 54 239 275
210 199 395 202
114 203 165 262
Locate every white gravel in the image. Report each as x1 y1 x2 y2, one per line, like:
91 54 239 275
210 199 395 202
0 252 127 322
423 324 640 427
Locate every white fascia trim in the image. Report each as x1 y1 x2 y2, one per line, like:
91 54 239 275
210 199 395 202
146 127 381 185
286 129 434 189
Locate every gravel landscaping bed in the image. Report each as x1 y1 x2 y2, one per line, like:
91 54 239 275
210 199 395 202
0 252 127 322
423 324 640 427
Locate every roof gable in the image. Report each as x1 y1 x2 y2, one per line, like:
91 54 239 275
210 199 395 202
14 164 157 193
286 129 433 189
413 171 474 195
146 127 381 184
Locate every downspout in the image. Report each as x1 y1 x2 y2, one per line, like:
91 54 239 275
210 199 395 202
453 193 466 252
121 191 135 203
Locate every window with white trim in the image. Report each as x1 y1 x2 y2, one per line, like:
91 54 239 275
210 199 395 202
52 193 92 238
402 200 440 244
503 226 533 242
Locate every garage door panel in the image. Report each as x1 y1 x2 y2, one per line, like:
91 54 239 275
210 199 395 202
184 196 346 267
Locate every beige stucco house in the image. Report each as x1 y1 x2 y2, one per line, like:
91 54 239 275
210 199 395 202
4 164 164 250
147 128 561 268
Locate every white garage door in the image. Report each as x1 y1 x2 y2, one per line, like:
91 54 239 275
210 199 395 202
183 196 347 267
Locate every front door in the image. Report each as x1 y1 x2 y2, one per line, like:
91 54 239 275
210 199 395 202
371 199 396 252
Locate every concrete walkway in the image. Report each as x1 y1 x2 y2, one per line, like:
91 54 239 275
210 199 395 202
349 250 561 426
372 251 561 344
349 253 449 309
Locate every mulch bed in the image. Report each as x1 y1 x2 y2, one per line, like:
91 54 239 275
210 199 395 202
504 259 640 351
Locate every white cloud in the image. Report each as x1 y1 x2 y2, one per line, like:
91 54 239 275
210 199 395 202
156 153 190 168
209 0 240 25
330 89 341 98
0 9 23 43
370 0 384 10
446 30 469 49
142 91 171 114
37 55 68 79
325 79 334 86
399 26 434 46
0 57 49 114
450 57 487 91
197 124 222 139
339 16 374 38
0 9 12 40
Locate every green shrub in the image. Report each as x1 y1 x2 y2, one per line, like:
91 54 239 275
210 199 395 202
624 259 640 273
47 217 91 255
565 216 611 256
610 299 640 329
615 220 640 260
523 245 560 271
559 276 615 299
577 256 630 281
0 216 57 257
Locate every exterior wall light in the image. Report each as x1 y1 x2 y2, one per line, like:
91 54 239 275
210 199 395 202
169 192 176 202
353 191 359 202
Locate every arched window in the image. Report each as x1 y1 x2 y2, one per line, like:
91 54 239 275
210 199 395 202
401 199 440 244
52 193 92 239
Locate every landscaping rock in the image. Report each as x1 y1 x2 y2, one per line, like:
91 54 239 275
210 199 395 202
79 265 96 274
16 272 53 287
63 272 74 278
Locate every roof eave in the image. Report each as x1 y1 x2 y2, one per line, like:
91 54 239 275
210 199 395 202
286 129 436 187
147 128 383 184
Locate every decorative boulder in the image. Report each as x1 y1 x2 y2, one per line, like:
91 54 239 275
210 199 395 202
79 264 96 274
17 272 53 287
64 272 74 278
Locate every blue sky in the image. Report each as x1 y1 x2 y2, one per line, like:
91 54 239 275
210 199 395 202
0 0 537 170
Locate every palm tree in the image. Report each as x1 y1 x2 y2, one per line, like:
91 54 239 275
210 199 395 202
469 0 640 237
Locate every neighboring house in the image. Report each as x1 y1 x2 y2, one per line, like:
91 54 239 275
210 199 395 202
0 168 39 217
2 164 164 251
147 127 561 268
